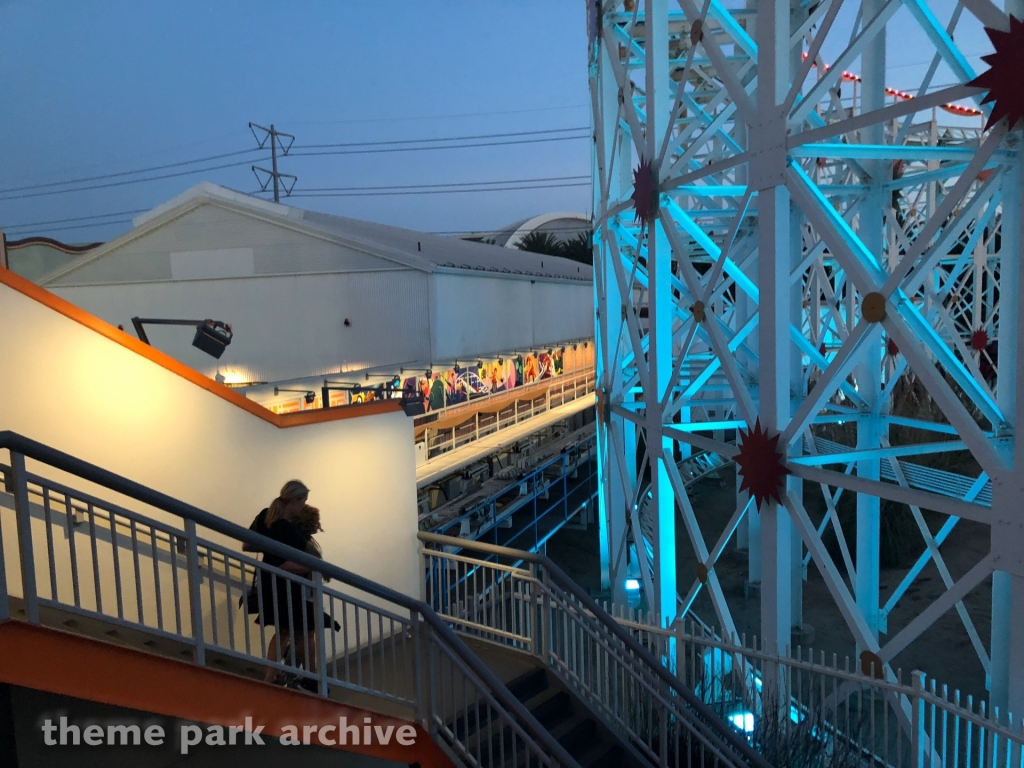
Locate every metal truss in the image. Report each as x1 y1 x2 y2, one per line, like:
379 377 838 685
590 0 1024 721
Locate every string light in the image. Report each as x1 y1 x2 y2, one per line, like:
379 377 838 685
801 53 984 117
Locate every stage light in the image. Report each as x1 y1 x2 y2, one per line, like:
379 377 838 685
476 360 483 368
454 362 460 373
391 376 401 387
132 316 232 359
625 579 641 591
274 386 316 405
498 357 503 365
192 321 233 359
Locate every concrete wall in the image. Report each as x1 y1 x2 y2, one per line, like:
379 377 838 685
0 277 420 600
429 272 594 362
50 270 431 384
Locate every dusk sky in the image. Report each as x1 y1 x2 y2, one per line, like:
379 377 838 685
0 0 592 243
0 0 995 244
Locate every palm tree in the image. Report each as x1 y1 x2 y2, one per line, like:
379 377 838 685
516 231 563 256
558 231 593 265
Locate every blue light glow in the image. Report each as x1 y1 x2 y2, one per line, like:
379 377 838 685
729 712 755 733
625 579 641 591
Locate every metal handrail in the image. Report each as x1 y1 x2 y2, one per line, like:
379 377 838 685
415 367 595 430
0 430 582 768
418 531 773 768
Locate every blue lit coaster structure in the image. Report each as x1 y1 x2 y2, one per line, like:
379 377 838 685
589 0 1024 719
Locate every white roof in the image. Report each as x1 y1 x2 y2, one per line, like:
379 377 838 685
111 182 591 283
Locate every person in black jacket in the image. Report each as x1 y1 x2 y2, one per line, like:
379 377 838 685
245 480 321 685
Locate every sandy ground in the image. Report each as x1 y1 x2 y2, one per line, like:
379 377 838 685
546 467 993 706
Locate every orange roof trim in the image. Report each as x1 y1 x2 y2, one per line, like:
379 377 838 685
0 267 403 429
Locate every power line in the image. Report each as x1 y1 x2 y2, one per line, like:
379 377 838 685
2 177 590 232
0 130 591 203
287 134 590 159
293 127 588 150
5 218 135 236
0 159 257 203
1 208 148 231
285 182 590 198
0 149 260 196
283 174 589 192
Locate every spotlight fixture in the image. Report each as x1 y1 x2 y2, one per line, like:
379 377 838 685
131 317 233 359
426 370 432 378
454 362 460 374
498 357 503 365
274 387 316 405
476 360 483 368
391 375 401 387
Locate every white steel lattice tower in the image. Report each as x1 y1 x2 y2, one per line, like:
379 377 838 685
589 0 1024 715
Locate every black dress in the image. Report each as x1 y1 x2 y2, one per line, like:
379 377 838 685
247 510 338 635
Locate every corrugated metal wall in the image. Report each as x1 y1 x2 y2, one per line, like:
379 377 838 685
48 204 401 287
429 273 593 362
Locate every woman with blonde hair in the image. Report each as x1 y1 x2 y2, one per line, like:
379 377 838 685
244 480 323 688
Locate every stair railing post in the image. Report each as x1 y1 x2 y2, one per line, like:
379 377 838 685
911 670 926 768
314 571 328 696
0 466 7 621
411 608 425 729
11 452 39 623
531 561 543 659
540 565 551 665
426 621 439 739
184 519 206 666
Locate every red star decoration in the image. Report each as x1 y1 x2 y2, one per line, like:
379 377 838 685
980 341 998 382
886 338 899 357
735 418 791 510
971 328 989 351
968 16 1024 131
632 157 657 225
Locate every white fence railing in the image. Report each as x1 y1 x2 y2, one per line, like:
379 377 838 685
420 532 774 768
420 531 1024 768
416 370 596 460
0 432 583 768
610 607 1024 768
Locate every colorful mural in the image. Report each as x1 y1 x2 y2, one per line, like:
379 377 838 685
267 342 594 415
410 343 592 413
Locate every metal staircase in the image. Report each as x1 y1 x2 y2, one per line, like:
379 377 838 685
0 430 766 767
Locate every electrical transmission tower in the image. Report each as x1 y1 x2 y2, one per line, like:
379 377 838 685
249 122 297 202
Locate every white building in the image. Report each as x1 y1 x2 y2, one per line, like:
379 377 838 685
41 183 593 384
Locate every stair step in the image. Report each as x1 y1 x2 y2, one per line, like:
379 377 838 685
528 691 573 731
553 716 597 756
505 668 548 702
577 742 625 768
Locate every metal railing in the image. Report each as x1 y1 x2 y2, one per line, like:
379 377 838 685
428 434 598 555
610 608 1024 768
0 431 582 768
418 370 596 460
420 532 772 768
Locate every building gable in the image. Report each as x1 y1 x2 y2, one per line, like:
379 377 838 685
46 202 406 287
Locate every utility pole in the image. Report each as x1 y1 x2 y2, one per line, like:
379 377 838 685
249 122 297 202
